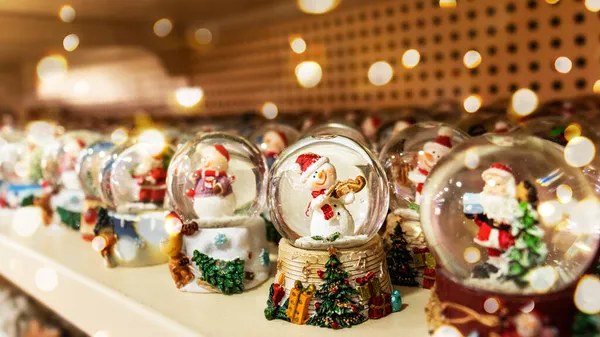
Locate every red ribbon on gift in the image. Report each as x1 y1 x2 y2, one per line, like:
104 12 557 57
356 271 376 286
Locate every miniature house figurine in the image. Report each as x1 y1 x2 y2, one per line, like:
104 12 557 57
161 132 271 295
264 134 399 329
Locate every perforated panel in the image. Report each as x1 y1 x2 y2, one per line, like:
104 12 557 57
192 0 600 115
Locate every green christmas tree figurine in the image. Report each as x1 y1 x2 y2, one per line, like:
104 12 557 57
306 247 366 329
387 222 419 286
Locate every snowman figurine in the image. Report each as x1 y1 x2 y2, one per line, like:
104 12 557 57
407 127 453 205
186 144 236 218
296 153 359 238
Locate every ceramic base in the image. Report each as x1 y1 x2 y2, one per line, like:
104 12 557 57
426 267 576 336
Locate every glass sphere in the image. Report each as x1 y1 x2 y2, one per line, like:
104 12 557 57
166 132 267 223
98 142 131 211
249 123 300 168
380 122 469 211
0 141 44 185
76 141 115 199
420 134 600 295
305 122 370 148
455 112 517 137
268 135 388 249
41 131 101 190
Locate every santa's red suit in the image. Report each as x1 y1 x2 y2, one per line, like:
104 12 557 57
133 167 167 203
473 213 515 257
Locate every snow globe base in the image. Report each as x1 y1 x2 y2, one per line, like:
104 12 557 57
80 198 102 241
92 211 168 268
383 207 435 289
264 235 399 328
426 267 576 336
162 216 271 295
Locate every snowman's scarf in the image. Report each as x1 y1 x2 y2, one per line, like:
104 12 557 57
306 189 334 220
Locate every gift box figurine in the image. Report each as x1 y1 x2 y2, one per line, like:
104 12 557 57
90 130 170 268
379 122 468 288
160 132 271 294
41 131 101 231
263 134 397 329
420 135 600 336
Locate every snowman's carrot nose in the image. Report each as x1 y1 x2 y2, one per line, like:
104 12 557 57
317 170 325 179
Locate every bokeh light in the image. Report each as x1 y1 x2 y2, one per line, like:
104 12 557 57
546 0 560 3
297 0 340 14
72 80 89 96
402 49 420 69
432 325 462 337
574 275 600 314
110 128 128 145
463 95 482 113
483 297 500 314
556 184 573 204
528 266 558 293
12 207 42 237
262 102 279 120
511 88 539 116
593 80 600 93
195 28 213 44
153 18 173 37
368 61 394 86
463 50 482 69
59 5 76 23
37 55 68 83
295 61 322 88
554 56 572 74
564 124 582 141
63 34 79 52
93 331 110 337
439 0 457 8
585 0 600 11
290 37 307 54
463 247 481 264
175 87 203 107
35 267 58 292
91 236 107 252
139 129 166 156
564 136 595 167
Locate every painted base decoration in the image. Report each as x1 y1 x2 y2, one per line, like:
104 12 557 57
161 213 271 294
56 206 81 230
80 198 102 241
265 236 399 329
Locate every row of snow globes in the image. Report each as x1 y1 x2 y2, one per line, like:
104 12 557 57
0 117 599 335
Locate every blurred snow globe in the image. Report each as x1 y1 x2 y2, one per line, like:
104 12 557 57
41 131 101 190
420 134 600 295
76 141 115 200
166 132 267 225
98 142 132 211
249 123 300 168
305 122 370 149
379 122 469 212
455 112 517 137
375 118 418 152
268 134 388 249
110 131 175 214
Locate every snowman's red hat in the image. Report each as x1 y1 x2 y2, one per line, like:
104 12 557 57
295 152 329 182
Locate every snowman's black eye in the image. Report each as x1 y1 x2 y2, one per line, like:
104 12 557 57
432 151 436 154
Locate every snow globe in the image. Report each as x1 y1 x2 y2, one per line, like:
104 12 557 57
76 140 114 241
249 124 300 169
455 112 516 137
161 132 271 295
41 131 101 231
264 134 399 328
379 122 469 288
305 122 370 149
91 130 170 268
421 134 600 336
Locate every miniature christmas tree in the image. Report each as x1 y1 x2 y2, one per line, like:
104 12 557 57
502 201 547 287
192 250 245 295
306 248 366 329
387 223 419 286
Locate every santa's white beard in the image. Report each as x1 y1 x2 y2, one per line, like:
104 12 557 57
480 192 519 224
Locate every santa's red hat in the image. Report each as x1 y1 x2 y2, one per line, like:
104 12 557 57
424 127 453 155
295 152 329 182
483 163 514 179
494 121 509 133
212 144 230 161
266 130 288 147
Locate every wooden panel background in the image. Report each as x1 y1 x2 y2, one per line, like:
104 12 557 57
191 0 600 115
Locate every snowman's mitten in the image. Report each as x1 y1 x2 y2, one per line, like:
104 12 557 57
311 195 327 209
213 183 223 195
342 192 355 204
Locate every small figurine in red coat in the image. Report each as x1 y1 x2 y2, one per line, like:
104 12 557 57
132 154 167 205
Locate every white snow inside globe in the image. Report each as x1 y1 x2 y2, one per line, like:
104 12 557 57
166 132 267 224
420 134 600 295
269 134 388 249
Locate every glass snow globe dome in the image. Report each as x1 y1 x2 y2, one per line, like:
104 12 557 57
249 123 300 168
166 132 267 224
0 140 41 184
379 122 469 211
98 141 132 211
268 134 388 250
455 111 517 137
420 134 600 295
304 122 370 148
77 141 115 199
41 131 101 190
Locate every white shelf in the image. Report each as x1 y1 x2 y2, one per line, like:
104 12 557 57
0 223 431 337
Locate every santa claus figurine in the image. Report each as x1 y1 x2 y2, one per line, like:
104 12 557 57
132 153 167 206
502 311 558 337
296 153 357 238
260 130 288 168
408 127 454 205
186 144 236 218
469 163 519 278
